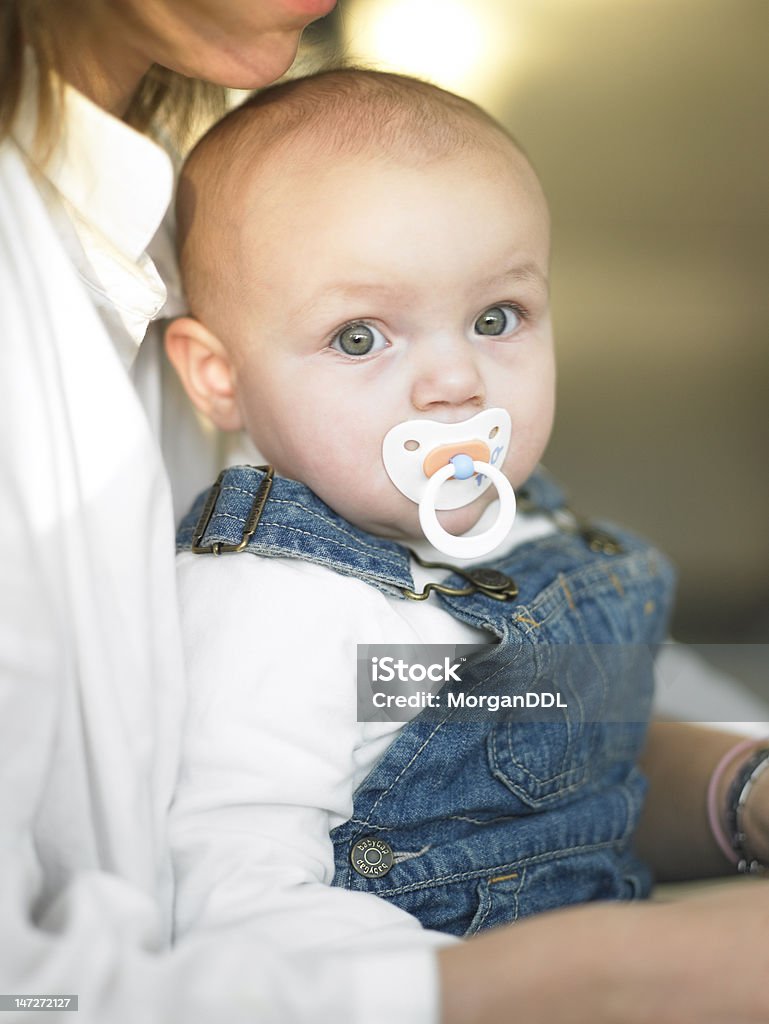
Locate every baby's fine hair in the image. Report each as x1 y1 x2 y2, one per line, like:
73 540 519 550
187 66 516 171
177 67 523 331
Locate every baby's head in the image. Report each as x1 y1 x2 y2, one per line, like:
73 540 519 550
166 68 554 546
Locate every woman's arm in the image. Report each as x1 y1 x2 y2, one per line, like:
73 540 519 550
440 884 769 1024
635 720 769 880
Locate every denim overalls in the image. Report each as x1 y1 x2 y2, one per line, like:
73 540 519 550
178 465 676 937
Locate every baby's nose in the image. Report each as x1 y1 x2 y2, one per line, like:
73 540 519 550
410 337 485 411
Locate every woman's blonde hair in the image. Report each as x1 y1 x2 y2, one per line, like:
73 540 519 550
0 0 227 157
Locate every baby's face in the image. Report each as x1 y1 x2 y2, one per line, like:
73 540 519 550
227 144 555 542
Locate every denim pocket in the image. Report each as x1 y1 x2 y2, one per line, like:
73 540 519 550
488 711 611 810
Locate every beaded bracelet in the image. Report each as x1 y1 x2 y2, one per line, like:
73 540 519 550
707 739 769 873
725 745 769 874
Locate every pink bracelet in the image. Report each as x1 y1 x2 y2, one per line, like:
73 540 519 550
706 738 758 865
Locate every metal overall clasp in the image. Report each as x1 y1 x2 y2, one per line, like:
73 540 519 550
190 466 275 555
401 549 519 603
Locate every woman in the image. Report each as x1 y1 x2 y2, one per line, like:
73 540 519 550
1 2 768 1021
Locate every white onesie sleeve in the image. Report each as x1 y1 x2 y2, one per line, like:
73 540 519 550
171 550 456 959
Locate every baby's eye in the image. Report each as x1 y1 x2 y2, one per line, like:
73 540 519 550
473 304 522 337
331 322 388 357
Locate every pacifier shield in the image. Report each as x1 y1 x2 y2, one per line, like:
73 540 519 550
382 408 512 511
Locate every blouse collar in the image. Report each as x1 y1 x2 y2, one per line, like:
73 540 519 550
12 55 175 355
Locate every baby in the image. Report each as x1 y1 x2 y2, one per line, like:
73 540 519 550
166 69 688 945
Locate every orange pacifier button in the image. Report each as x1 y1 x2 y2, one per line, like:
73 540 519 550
422 440 490 480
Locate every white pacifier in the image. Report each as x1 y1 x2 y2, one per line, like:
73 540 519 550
382 408 516 559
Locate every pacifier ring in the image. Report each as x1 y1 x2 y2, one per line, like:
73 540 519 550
418 460 516 559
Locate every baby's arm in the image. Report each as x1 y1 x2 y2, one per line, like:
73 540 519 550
171 551 453 954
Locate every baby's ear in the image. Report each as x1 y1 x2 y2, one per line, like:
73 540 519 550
164 317 243 432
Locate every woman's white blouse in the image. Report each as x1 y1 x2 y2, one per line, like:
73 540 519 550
0 77 442 1023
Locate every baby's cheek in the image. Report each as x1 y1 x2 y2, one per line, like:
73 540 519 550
508 416 553 484
342 479 423 541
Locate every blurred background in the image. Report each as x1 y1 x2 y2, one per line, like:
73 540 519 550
292 0 768 656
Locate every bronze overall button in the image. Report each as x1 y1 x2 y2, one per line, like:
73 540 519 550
350 838 395 879
465 567 518 598
581 527 623 555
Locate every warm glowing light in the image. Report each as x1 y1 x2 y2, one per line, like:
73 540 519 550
342 0 517 100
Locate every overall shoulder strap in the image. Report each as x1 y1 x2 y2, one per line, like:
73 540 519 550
516 465 568 513
176 465 415 598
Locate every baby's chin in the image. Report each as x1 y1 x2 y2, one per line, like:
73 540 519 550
350 488 495 548
433 496 496 537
